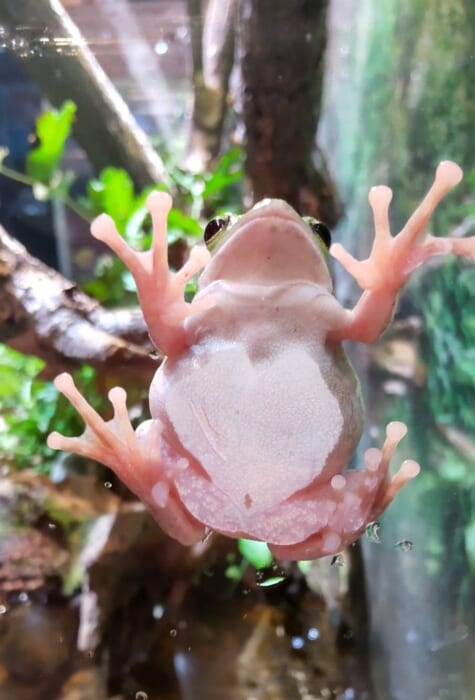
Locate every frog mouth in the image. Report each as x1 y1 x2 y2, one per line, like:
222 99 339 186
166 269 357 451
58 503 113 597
199 201 332 288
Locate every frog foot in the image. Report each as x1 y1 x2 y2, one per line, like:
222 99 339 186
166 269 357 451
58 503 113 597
269 421 419 561
48 373 204 544
91 191 213 355
331 161 475 292
362 421 420 517
47 373 156 495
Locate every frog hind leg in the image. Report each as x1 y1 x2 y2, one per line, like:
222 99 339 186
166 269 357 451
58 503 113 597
47 373 204 545
268 421 419 561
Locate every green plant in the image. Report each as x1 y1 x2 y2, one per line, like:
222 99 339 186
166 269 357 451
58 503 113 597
0 102 244 473
0 101 244 306
224 539 286 587
0 344 104 472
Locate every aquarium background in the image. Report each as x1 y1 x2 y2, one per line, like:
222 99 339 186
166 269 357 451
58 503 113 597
0 1 474 699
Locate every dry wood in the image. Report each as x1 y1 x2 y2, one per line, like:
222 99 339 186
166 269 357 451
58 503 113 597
0 224 157 379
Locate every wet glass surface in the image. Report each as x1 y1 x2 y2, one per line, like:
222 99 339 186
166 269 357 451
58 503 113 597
0 2 474 699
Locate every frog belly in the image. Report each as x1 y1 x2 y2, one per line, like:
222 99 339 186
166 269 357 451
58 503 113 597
163 343 344 526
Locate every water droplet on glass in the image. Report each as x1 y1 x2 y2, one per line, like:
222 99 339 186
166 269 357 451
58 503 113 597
395 539 413 551
152 604 164 619
256 575 285 587
104 481 112 489
176 26 189 41
201 527 213 543
135 692 148 700
154 40 168 55
169 628 177 637
291 635 305 650
365 521 381 542
330 553 345 567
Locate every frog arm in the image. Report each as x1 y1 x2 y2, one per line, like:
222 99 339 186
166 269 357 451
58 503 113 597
90 192 213 356
47 373 204 545
329 161 475 343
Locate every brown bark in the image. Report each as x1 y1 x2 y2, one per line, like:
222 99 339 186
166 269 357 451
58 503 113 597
0 0 170 191
184 0 238 172
238 0 342 225
0 225 157 379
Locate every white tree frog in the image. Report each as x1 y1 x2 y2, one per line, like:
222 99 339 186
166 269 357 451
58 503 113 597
48 161 475 560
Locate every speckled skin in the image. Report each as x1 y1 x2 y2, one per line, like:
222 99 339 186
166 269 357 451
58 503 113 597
48 161 475 560
150 280 364 545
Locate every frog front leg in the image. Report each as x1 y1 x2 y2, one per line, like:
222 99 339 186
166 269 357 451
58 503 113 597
268 422 420 561
91 191 213 355
47 373 205 545
330 161 475 343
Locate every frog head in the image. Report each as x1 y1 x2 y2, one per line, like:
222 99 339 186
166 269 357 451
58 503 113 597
199 199 333 290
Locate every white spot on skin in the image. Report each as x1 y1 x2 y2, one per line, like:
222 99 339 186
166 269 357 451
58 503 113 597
331 474 346 490
152 481 170 508
322 532 341 553
343 492 361 510
176 458 189 471
364 447 381 471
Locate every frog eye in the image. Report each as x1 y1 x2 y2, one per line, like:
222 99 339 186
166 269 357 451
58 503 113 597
304 217 332 249
203 215 231 248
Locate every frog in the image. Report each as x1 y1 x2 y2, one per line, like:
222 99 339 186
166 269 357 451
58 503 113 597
47 161 475 560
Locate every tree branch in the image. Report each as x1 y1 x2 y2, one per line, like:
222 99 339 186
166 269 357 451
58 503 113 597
184 0 238 171
238 0 342 225
0 225 158 380
0 0 170 191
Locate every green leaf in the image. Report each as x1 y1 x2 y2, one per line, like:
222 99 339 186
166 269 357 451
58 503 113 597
86 167 135 233
202 170 243 199
167 207 202 240
202 146 243 199
238 538 273 569
26 101 76 184
297 560 313 575
123 186 157 247
225 564 243 581
0 344 45 376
